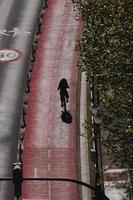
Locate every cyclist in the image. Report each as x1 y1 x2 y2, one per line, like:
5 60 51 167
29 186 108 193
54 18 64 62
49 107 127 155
58 78 69 107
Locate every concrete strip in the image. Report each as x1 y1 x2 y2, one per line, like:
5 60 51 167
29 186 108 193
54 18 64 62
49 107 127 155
80 71 92 200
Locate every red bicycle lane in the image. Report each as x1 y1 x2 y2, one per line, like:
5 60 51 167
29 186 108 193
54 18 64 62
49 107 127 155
22 0 82 199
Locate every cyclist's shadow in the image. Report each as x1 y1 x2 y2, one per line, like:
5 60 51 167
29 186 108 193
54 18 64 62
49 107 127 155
58 79 72 123
61 108 72 124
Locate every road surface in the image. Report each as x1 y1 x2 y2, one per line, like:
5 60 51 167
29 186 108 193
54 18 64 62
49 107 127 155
0 0 44 199
22 0 82 199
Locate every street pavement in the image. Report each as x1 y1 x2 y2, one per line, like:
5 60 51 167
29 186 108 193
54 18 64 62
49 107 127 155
22 0 83 199
0 0 45 199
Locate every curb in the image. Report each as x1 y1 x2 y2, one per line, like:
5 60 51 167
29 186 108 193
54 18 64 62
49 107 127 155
80 71 92 200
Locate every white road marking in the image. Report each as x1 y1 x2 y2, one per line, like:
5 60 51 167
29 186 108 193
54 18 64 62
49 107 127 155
0 28 31 37
48 149 51 158
8 28 31 37
0 49 22 62
34 168 38 182
48 163 51 172
0 29 9 36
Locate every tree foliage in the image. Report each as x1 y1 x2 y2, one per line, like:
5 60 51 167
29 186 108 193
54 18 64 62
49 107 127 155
72 0 133 171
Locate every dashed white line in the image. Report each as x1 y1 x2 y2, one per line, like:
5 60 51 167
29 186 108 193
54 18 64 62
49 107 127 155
48 149 51 158
34 168 38 182
34 168 37 177
48 163 51 172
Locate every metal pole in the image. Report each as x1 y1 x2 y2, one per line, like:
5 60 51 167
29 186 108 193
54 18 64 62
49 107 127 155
0 177 110 199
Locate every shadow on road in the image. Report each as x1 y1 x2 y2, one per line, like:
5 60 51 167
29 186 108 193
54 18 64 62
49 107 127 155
61 109 72 124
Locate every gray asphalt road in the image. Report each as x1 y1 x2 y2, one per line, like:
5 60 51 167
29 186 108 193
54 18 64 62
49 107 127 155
0 0 45 199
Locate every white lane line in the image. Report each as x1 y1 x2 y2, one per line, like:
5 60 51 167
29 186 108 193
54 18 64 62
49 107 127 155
48 150 51 172
48 149 51 158
34 168 37 177
48 163 51 172
34 168 37 182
